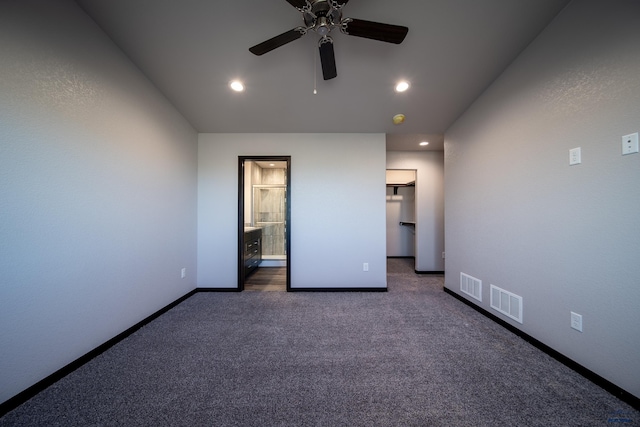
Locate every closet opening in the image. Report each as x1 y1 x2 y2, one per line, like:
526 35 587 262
386 169 417 268
238 156 291 291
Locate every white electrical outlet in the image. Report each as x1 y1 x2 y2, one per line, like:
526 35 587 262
569 147 581 165
622 132 639 155
181 268 186 279
570 311 583 332
363 263 369 272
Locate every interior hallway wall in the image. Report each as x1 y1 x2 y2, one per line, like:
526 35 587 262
0 0 198 405
386 151 445 272
198 133 387 289
445 0 640 398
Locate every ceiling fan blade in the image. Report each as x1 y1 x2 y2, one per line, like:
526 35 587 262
341 18 408 44
249 28 306 56
319 38 337 80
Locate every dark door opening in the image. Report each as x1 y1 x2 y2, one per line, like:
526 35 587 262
238 156 291 291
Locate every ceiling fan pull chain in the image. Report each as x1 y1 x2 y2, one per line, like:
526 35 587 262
313 45 318 94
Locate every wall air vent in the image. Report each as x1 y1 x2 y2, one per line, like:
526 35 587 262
490 285 523 324
460 273 482 301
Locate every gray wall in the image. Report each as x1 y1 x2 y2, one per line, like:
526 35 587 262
445 0 640 398
198 133 387 289
0 0 198 404
387 151 445 272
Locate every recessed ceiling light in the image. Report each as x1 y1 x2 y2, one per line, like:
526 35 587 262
269 163 275 167
395 81 410 92
420 141 429 146
230 80 244 92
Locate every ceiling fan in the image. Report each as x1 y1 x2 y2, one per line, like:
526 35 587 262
249 0 409 80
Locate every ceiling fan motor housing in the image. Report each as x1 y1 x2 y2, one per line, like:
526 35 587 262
304 0 342 35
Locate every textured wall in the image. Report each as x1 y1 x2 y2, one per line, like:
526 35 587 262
445 0 640 397
198 134 387 289
386 151 445 271
0 0 198 404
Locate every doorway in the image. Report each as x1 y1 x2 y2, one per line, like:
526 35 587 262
386 169 416 266
238 156 291 291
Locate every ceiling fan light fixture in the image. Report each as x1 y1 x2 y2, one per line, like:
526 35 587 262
229 80 244 92
395 81 410 92
315 16 331 36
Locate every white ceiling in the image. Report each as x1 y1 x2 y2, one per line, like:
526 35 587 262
75 0 570 151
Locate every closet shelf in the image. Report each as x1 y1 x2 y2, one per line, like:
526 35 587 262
387 181 415 195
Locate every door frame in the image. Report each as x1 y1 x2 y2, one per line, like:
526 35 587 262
238 156 291 291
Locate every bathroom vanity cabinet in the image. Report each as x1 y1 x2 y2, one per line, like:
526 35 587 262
244 228 262 278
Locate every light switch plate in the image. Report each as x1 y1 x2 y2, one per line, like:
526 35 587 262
569 147 581 165
570 311 583 332
622 133 639 155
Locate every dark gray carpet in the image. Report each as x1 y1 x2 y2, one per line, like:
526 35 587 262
1 259 638 426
